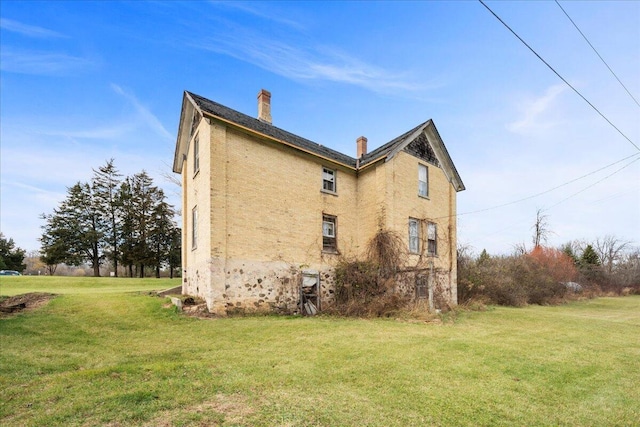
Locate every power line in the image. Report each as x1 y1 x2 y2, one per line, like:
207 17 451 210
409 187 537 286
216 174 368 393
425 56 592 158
555 0 640 109
478 0 640 152
444 152 640 219
545 155 640 210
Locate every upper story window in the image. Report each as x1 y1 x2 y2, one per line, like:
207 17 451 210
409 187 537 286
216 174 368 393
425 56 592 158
192 206 198 250
193 135 200 176
427 222 437 256
322 167 336 193
322 214 337 252
408 218 420 254
418 164 428 198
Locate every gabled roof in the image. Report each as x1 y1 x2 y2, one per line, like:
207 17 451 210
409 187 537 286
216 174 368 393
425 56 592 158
173 91 464 192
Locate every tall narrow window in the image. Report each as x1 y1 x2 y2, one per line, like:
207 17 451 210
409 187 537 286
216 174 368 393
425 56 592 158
408 218 420 254
193 135 200 175
427 222 437 256
322 214 337 252
322 167 336 193
418 164 428 197
192 206 198 250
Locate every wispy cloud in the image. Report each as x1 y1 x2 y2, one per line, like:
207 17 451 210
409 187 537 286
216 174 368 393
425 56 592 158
194 32 428 94
4 181 67 205
0 18 66 38
209 1 305 30
507 84 567 133
0 48 95 76
111 84 173 141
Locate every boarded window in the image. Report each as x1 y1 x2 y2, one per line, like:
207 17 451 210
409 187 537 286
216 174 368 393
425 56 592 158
416 275 428 299
322 167 336 193
322 215 337 252
192 206 198 250
193 135 200 175
408 218 420 254
427 222 437 256
418 164 428 197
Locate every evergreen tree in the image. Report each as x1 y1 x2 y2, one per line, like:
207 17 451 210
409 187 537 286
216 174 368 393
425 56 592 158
40 182 104 276
581 245 601 266
149 192 177 278
128 171 161 277
168 227 182 279
92 159 123 276
0 233 26 272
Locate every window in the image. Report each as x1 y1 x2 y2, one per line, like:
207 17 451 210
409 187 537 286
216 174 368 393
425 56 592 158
322 214 337 252
427 222 437 256
408 218 420 254
418 164 428 197
193 135 200 175
191 206 198 250
322 167 336 193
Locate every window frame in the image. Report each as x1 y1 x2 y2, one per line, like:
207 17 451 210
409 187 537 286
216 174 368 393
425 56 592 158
191 206 198 250
322 166 337 194
193 134 200 176
408 218 420 254
427 221 437 256
322 214 337 253
418 163 428 198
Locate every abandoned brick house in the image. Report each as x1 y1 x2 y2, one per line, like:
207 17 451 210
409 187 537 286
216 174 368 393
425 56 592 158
172 89 465 314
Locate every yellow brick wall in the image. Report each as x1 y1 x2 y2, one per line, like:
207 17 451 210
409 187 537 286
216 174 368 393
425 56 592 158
386 151 457 271
224 126 359 263
181 117 459 312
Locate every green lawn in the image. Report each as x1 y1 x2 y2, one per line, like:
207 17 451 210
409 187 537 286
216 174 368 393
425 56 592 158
1 277 638 426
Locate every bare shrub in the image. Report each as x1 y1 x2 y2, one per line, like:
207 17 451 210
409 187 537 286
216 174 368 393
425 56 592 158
332 229 408 317
366 229 405 279
458 246 578 307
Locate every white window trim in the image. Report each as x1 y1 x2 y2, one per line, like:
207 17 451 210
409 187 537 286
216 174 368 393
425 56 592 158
193 134 200 177
191 206 198 250
418 163 428 198
321 167 337 194
409 218 420 254
427 222 437 256
322 214 337 253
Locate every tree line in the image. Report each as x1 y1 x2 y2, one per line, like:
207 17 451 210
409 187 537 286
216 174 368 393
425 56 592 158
458 211 639 306
40 160 181 278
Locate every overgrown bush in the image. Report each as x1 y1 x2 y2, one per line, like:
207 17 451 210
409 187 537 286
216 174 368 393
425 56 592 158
458 246 577 307
331 230 408 317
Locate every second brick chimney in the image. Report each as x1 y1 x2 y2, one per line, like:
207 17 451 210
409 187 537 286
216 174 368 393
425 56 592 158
257 89 272 124
357 136 368 159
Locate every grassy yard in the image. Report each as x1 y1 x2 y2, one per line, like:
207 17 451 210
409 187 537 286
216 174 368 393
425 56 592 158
1 277 638 426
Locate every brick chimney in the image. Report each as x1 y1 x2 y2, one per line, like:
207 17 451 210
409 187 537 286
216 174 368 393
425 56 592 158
257 89 272 124
356 136 368 159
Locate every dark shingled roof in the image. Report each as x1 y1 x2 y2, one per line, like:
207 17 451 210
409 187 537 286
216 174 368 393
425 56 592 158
359 120 430 166
187 91 357 168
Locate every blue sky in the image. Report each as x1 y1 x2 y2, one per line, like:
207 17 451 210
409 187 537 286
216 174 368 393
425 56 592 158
1 1 639 255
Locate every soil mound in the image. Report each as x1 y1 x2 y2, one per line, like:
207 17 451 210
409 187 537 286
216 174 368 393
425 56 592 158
0 293 57 317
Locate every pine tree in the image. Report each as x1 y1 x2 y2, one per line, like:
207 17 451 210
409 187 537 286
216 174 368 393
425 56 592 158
40 182 104 276
0 233 26 272
92 159 122 276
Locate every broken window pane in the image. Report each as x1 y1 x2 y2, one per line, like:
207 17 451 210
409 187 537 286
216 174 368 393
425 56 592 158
322 215 337 252
427 222 437 255
322 167 336 192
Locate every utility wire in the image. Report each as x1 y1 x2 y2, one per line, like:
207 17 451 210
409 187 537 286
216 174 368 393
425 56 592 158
478 0 640 152
443 152 640 219
545 155 640 210
555 0 640 109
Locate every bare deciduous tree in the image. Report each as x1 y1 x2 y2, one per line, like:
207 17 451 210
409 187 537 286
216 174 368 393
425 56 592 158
532 209 552 248
594 235 632 275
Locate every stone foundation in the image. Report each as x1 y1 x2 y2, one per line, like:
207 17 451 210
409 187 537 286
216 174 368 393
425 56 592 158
184 258 455 315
